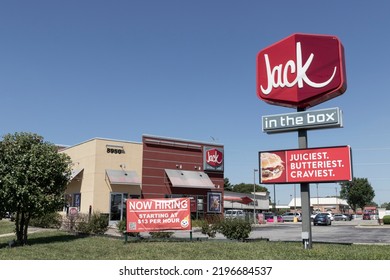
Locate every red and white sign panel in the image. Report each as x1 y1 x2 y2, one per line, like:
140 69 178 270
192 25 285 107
206 148 223 167
126 198 191 232
204 147 224 171
259 146 352 184
256 33 347 108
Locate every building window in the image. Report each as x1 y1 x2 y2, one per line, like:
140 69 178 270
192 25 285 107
64 193 81 213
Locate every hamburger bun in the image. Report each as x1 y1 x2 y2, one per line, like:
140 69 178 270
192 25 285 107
261 153 284 181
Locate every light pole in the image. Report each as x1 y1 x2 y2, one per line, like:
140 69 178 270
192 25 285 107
273 184 276 212
294 184 297 212
253 169 258 224
316 183 319 212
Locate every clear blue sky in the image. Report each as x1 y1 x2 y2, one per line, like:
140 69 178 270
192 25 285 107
1 1 390 205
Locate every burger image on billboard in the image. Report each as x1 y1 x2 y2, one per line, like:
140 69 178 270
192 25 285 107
261 152 284 181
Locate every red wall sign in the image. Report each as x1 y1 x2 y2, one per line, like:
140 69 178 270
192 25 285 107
206 148 223 167
259 146 352 184
256 33 347 108
126 198 191 232
204 147 224 171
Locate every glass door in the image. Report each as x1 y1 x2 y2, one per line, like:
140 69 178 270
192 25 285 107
109 193 128 224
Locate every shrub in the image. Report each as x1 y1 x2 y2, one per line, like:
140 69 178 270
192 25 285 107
75 215 91 234
29 212 63 229
200 219 219 238
88 212 109 234
116 219 140 237
149 232 174 239
72 212 109 235
63 213 81 232
383 215 390 225
117 219 126 233
191 219 204 228
218 218 252 241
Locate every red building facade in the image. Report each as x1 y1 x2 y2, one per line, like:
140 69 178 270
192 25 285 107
142 135 224 218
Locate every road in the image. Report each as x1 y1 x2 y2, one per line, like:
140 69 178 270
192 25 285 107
250 220 390 244
168 219 390 244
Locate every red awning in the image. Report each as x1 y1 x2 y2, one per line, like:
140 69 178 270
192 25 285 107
224 196 253 205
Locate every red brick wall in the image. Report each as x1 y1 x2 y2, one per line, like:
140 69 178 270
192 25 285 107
142 135 224 201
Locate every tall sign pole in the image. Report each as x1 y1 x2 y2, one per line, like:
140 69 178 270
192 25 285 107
297 108 312 248
256 33 348 250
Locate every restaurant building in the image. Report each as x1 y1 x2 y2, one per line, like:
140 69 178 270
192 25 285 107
142 135 224 219
287 197 350 213
59 138 143 224
60 135 224 224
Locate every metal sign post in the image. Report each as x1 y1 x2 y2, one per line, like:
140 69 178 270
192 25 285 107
298 108 312 249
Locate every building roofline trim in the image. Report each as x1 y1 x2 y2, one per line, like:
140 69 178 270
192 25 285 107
59 137 142 151
142 134 224 147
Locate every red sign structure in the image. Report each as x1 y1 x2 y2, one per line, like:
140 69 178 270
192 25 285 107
126 198 191 232
204 147 224 171
256 33 347 109
259 146 352 184
206 148 223 167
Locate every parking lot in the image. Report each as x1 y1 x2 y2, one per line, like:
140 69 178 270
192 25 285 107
250 219 390 244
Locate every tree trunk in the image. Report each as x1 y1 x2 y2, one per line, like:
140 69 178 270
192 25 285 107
15 211 30 246
23 215 30 245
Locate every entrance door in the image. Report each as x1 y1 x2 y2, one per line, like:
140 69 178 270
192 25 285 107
109 193 128 224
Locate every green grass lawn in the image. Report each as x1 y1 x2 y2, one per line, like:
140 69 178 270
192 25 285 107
1 229 390 260
0 220 15 235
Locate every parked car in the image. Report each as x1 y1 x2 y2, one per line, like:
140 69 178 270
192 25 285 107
345 214 353 221
319 212 334 221
311 212 319 220
2 212 14 220
313 213 331 226
281 212 302 222
263 212 275 220
333 214 348 221
363 213 371 220
225 209 245 219
266 215 284 223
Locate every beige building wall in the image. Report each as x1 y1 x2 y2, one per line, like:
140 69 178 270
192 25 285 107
60 138 143 214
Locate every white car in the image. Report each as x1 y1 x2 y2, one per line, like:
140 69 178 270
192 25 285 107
225 209 245 219
333 214 348 221
281 212 302 222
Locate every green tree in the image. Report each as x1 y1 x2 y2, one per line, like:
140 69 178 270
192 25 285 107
232 183 268 194
224 178 233 191
340 177 375 213
380 202 390 210
0 132 71 245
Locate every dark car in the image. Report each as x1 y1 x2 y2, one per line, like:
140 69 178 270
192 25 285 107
313 213 331 226
263 212 275 220
363 213 371 220
345 214 353 221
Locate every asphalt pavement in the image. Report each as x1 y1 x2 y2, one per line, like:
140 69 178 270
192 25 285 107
105 219 390 245
2 219 389 245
